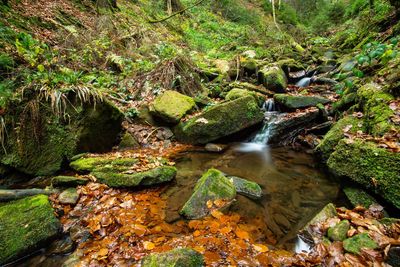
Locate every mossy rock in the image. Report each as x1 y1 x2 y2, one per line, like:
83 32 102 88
174 96 264 144
357 83 397 136
58 188 79 205
327 139 400 209
152 90 195 124
257 65 287 93
228 82 275 96
52 175 89 187
0 195 61 265
274 94 330 110
315 116 363 162
343 233 378 255
70 157 114 172
180 169 236 219
0 99 123 176
227 176 262 199
225 88 263 106
327 220 350 242
332 93 357 112
343 187 379 209
118 132 140 150
93 166 177 188
141 248 204 267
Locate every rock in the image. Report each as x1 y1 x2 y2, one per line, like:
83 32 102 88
257 64 287 93
214 59 230 74
52 176 89 187
227 176 262 199
141 248 204 267
315 116 363 162
343 187 379 209
241 58 257 75
59 188 79 205
93 166 177 188
343 233 378 255
174 96 264 144
300 203 337 244
0 99 123 176
180 169 236 219
151 90 196 124
205 143 227 153
228 81 275 96
69 224 91 243
47 236 74 255
119 132 140 150
62 252 82 267
327 139 400 209
274 94 330 110
0 195 61 265
332 92 357 112
225 88 263 106
70 156 115 172
242 50 256 58
156 127 174 140
327 220 350 241
385 246 400 267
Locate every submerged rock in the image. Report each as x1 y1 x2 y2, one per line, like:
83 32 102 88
228 176 262 199
151 90 196 124
141 248 204 267
204 143 227 153
58 188 79 205
0 195 61 265
327 220 350 241
174 96 264 144
343 233 378 255
52 176 89 187
327 139 400 209
257 64 287 93
274 94 330 110
180 169 236 219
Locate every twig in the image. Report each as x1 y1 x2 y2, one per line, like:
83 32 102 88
148 0 206 23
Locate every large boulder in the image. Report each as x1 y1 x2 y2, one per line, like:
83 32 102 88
225 88 263 106
0 98 123 176
327 139 400 209
141 248 204 267
274 94 331 110
257 65 287 93
174 96 264 144
0 195 61 265
151 90 195 124
180 169 236 219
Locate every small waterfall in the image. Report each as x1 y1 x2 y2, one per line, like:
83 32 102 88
296 77 312 88
262 98 276 112
251 112 278 144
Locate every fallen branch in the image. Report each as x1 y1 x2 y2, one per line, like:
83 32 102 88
0 188 59 202
148 0 206 23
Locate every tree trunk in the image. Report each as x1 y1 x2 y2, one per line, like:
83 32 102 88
95 0 118 10
165 0 184 14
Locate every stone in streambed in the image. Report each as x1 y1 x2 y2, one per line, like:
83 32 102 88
274 94 330 110
258 65 287 93
343 187 379 209
52 176 89 187
70 156 137 172
0 195 61 265
385 246 400 267
180 169 236 219
327 220 350 241
205 143 227 153
141 248 204 267
93 166 177 188
175 96 264 144
343 233 378 255
227 176 262 199
225 88 264 106
151 90 195 124
58 188 79 205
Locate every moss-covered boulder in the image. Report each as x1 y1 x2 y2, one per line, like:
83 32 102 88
0 195 61 265
315 116 363 162
343 233 378 255
228 82 275 96
141 248 204 267
70 157 115 172
225 88 263 106
118 132 140 150
52 176 89 187
343 187 379 208
274 94 330 110
0 99 123 176
93 166 177 188
152 90 195 124
327 220 350 242
327 139 400 209
180 169 236 219
257 65 287 93
227 176 262 199
174 96 264 144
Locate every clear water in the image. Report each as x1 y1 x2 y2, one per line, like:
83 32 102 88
296 77 312 87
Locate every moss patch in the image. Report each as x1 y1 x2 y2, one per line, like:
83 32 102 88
228 176 262 199
0 195 61 265
257 65 287 93
343 233 378 255
141 248 204 267
343 187 379 208
152 90 195 124
274 94 330 110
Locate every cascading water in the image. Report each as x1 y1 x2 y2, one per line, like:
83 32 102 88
296 77 312 88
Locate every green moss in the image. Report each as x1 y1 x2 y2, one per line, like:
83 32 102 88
225 88 263 106
93 166 177 188
70 157 112 172
152 90 195 124
180 168 236 219
52 175 89 186
332 92 357 112
0 195 61 265
315 116 363 162
141 248 204 267
119 132 139 150
327 139 400 209
343 233 378 255
257 65 287 93
274 94 330 109
327 220 350 241
228 176 262 199
174 96 264 144
343 187 378 208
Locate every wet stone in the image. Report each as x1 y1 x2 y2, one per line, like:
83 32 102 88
52 176 89 187
327 220 350 241
228 176 262 199
58 188 79 205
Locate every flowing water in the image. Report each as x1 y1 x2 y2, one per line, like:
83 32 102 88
296 77 312 87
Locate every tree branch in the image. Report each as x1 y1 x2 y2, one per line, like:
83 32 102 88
148 0 206 24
